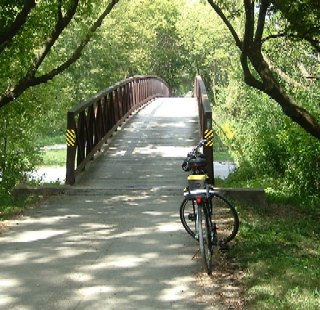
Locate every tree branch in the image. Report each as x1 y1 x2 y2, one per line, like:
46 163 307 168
0 0 36 52
239 1 265 90
0 0 120 108
243 0 254 51
207 0 242 49
58 0 63 22
261 32 287 43
31 0 120 86
254 0 270 44
30 0 80 77
240 53 265 91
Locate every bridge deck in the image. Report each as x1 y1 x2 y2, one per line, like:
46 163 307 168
0 98 227 309
75 97 200 192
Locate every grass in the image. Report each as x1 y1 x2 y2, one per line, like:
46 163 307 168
36 132 65 147
217 165 320 308
229 200 320 309
35 132 66 167
214 151 234 162
39 149 66 167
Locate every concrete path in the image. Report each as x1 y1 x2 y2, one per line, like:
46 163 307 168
0 98 225 309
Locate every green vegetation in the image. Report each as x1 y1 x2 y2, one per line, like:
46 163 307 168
213 152 233 162
0 192 23 220
219 163 320 308
0 190 40 220
229 200 320 309
208 0 320 139
35 132 65 147
40 149 66 167
208 2 319 306
211 0 320 202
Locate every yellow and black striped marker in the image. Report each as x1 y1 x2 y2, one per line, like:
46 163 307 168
66 129 76 147
204 129 214 146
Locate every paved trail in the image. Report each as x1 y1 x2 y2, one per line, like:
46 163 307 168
0 98 226 309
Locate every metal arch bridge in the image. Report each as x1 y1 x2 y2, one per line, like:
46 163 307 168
65 75 214 187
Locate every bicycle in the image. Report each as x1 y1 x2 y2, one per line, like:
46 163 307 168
180 139 239 275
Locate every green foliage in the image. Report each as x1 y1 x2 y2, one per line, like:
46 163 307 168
280 125 320 198
0 190 23 220
0 100 42 191
272 0 320 51
231 203 320 309
177 0 235 94
35 132 65 147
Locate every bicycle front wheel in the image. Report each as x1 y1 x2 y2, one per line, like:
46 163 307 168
210 193 239 244
180 198 197 240
197 204 213 275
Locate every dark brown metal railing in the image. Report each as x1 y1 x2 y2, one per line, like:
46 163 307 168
194 75 214 184
66 75 170 185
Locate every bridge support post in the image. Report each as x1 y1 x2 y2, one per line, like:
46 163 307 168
194 75 214 185
66 111 76 185
203 114 214 185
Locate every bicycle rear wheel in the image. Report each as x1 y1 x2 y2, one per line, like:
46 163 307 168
198 204 213 275
210 193 239 244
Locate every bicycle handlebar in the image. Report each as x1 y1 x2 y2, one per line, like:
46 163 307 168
190 139 207 155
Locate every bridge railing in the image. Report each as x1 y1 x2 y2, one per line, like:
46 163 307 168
194 75 214 184
66 75 170 185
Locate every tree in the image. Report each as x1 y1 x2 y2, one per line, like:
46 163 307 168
271 0 320 53
207 0 320 139
0 0 120 108
176 0 235 95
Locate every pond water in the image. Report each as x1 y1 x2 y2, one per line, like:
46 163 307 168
30 161 236 184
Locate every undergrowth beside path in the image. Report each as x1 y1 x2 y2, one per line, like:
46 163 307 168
230 201 320 309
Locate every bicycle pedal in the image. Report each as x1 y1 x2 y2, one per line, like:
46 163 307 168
188 213 196 221
219 241 229 251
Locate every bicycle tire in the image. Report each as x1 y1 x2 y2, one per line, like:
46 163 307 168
198 204 213 275
180 193 239 244
210 193 239 244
